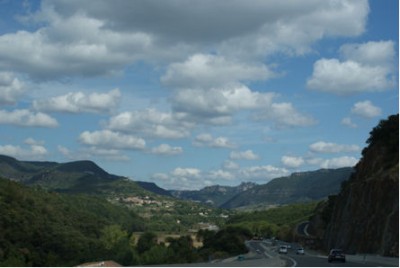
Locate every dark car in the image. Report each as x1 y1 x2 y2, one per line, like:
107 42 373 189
328 249 346 262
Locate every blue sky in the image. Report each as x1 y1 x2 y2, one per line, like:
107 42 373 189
0 0 398 190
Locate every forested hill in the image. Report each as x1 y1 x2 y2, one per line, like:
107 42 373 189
0 155 149 196
321 114 399 256
0 154 116 183
0 177 144 266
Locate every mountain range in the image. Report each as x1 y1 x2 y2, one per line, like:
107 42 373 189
169 182 257 207
170 168 353 209
0 154 352 209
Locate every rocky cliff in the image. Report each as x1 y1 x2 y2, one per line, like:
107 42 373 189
322 114 398 256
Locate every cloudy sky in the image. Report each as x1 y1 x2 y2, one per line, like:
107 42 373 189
0 0 398 190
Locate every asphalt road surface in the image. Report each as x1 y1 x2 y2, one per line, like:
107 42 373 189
250 240 398 267
160 240 398 267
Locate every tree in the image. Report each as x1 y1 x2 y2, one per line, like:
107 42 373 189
100 225 128 250
166 235 196 263
139 245 171 265
196 229 215 243
201 226 252 256
136 232 157 254
366 114 398 146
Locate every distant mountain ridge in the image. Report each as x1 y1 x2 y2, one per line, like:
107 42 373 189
220 168 353 209
0 155 353 210
169 182 257 207
170 168 353 209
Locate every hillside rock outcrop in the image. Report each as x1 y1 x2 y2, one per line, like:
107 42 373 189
323 114 398 256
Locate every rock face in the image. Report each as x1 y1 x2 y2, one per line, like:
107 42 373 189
323 114 398 256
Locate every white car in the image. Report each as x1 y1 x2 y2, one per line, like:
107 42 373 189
296 248 305 255
279 246 288 254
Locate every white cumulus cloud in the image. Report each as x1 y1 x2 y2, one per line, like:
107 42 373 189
150 144 183 155
0 72 25 105
33 88 121 114
238 165 290 181
193 133 235 148
171 167 201 178
0 109 58 127
256 102 316 127
307 40 396 94
79 129 146 150
162 53 275 88
107 108 193 139
206 169 235 181
310 141 360 153
339 40 395 67
0 138 48 160
230 150 259 160
172 84 315 128
281 155 305 168
320 156 358 168
351 100 382 118
223 160 240 170
341 117 357 128
172 85 275 123
0 1 369 80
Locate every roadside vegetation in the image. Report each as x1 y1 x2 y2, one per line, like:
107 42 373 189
226 202 318 241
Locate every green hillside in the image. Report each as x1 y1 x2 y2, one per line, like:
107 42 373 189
0 177 144 266
0 155 149 196
0 155 58 182
0 155 231 233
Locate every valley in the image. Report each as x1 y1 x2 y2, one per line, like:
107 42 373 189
0 114 397 267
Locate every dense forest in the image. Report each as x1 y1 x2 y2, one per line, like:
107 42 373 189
0 178 144 266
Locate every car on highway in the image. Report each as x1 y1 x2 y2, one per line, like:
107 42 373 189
279 246 288 254
296 247 305 255
328 249 346 263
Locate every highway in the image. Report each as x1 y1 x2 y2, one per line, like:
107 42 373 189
167 240 398 267
243 240 398 267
